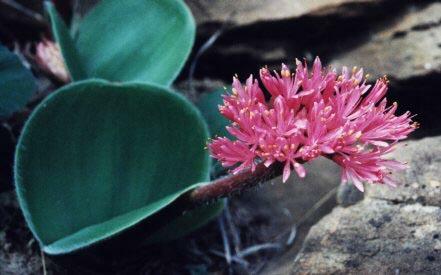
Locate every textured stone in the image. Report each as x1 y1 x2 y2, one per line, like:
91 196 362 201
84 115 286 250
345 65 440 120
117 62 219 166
234 157 341 240
186 0 382 27
272 136 441 274
366 136 441 207
336 183 364 207
291 199 441 274
331 3 441 81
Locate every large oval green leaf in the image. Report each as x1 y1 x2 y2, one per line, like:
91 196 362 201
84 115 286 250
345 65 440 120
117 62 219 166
46 0 195 85
0 44 37 118
14 80 218 254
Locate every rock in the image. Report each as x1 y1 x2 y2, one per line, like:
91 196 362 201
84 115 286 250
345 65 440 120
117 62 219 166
233 157 341 241
336 183 364 207
367 136 441 207
239 158 341 273
291 199 441 274
329 3 441 138
269 136 441 274
186 0 384 29
331 3 441 81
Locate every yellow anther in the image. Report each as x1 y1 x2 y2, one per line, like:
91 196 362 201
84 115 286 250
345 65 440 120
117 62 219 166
281 69 291 78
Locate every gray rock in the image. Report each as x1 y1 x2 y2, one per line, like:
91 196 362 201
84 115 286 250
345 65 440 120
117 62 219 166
242 158 341 273
270 136 441 274
336 183 364 207
186 0 382 28
291 199 441 274
366 136 441 207
331 3 441 81
234 157 341 238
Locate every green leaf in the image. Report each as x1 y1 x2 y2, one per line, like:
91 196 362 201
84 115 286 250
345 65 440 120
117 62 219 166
15 80 220 254
45 2 87 80
46 0 195 85
197 88 231 139
197 88 231 176
0 44 37 118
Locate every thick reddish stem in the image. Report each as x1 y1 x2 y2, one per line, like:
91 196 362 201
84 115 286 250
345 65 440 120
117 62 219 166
189 162 284 203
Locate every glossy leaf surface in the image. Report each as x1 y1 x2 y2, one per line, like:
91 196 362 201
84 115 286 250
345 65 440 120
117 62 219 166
46 0 195 85
15 80 216 254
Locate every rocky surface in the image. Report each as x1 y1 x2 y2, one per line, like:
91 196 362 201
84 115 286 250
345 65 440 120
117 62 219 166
186 0 384 29
331 3 441 81
330 3 441 138
232 157 340 244
366 136 441 207
271 136 441 274
189 1 441 82
336 183 364 207
291 199 441 274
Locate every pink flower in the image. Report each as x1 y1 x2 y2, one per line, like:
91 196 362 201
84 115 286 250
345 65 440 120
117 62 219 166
208 57 417 191
35 39 70 83
332 145 407 192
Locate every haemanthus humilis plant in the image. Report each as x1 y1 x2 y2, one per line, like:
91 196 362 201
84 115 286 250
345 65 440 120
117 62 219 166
12 0 417 255
205 57 417 193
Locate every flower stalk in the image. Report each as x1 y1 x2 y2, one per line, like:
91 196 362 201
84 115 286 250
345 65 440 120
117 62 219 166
190 162 284 203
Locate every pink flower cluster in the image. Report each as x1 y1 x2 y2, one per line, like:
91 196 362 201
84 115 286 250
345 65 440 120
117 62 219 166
209 57 417 191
